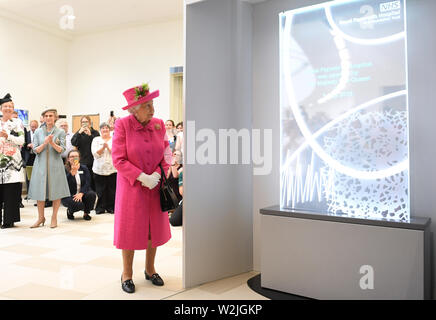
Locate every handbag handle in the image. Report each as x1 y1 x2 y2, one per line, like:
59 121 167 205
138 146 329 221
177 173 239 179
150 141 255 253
159 163 168 187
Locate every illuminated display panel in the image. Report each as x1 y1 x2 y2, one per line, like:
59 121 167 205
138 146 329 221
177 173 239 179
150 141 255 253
279 0 409 221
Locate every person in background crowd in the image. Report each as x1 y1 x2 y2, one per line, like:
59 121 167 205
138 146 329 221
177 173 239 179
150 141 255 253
169 166 183 227
56 119 74 163
174 122 184 162
71 115 100 190
108 111 118 134
62 150 96 221
112 83 172 294
176 121 183 134
28 109 70 229
167 150 183 204
165 120 177 152
23 120 38 199
168 150 183 227
91 122 117 214
0 94 25 229
178 169 183 196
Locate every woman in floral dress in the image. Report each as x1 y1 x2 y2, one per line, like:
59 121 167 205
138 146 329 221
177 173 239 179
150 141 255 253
0 94 25 229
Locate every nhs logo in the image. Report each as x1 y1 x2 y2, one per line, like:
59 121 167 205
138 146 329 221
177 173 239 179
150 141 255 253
380 1 401 12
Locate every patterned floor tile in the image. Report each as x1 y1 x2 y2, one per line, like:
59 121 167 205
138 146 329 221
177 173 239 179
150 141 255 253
0 244 56 256
1 283 86 300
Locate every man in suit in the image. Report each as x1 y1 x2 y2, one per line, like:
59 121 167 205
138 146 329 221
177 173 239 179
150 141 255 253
23 120 38 201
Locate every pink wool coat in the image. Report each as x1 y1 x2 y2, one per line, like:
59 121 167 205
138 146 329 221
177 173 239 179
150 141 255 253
112 115 172 250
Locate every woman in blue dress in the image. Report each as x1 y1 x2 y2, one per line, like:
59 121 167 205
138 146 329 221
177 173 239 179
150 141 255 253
28 109 70 228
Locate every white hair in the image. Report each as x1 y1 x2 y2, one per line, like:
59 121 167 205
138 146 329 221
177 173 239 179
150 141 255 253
127 104 142 114
56 119 68 126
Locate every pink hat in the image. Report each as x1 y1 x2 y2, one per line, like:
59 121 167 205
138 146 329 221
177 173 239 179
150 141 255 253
122 83 159 110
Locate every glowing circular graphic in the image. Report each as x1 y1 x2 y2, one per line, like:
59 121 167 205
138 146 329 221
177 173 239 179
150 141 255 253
282 13 408 180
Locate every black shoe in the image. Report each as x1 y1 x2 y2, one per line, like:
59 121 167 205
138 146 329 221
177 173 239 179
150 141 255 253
45 201 52 208
20 202 24 208
95 208 105 214
121 276 135 294
145 272 164 286
67 209 74 220
1 223 14 229
106 208 114 214
83 213 92 221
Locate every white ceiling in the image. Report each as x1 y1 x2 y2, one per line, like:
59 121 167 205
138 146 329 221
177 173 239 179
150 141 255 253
0 0 183 36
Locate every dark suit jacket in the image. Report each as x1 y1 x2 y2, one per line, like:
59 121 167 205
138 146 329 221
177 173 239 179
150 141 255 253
64 164 92 197
23 128 36 166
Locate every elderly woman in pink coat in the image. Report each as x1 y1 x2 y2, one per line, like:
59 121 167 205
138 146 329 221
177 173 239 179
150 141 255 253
112 84 172 294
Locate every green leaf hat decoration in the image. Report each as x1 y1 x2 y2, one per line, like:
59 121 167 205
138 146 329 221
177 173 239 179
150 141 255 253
134 83 150 101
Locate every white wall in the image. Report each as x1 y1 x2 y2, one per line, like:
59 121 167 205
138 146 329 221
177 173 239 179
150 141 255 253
0 16 69 122
1 17 183 127
67 19 184 125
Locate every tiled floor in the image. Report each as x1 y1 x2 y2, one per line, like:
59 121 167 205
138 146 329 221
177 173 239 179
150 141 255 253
0 200 267 300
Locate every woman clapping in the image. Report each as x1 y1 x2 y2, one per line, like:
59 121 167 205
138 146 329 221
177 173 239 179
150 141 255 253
91 122 117 214
28 109 70 228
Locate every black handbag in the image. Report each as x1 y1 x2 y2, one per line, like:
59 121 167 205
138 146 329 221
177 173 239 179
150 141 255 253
159 164 179 212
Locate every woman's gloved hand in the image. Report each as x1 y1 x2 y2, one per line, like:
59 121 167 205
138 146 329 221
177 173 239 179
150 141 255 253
137 172 161 189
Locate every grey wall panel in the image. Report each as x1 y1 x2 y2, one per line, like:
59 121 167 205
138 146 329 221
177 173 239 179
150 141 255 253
184 0 253 288
407 0 436 299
